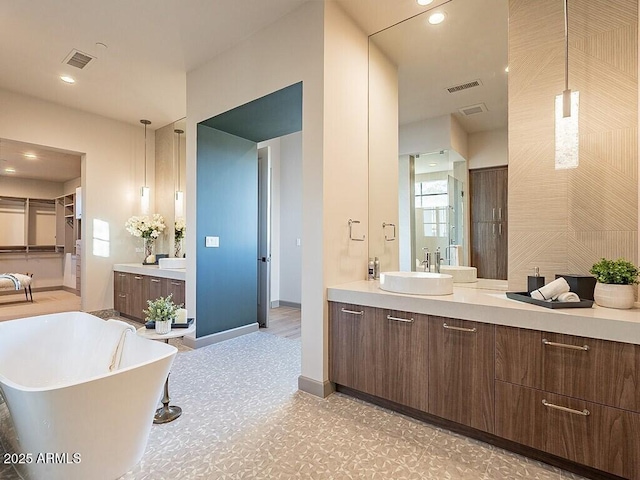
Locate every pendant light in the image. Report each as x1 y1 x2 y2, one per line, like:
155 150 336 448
174 128 185 218
140 119 152 213
555 0 579 170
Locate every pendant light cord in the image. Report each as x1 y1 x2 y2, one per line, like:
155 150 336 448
564 0 569 92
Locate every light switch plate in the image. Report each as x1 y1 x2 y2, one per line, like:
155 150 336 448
296 238 301 247
205 236 219 248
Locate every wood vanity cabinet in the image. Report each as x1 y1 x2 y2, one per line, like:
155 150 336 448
495 325 640 479
114 271 185 321
329 302 378 395
146 275 163 302
376 309 429 412
428 316 495 433
164 278 185 306
114 272 130 316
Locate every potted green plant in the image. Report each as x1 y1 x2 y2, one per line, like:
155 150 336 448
144 294 181 334
589 258 639 309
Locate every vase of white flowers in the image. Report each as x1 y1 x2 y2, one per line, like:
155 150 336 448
174 218 186 258
125 214 166 263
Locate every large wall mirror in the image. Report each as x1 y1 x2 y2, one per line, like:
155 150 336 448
369 0 508 279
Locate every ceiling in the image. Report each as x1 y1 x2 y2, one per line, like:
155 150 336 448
0 0 308 128
0 138 82 183
370 0 508 132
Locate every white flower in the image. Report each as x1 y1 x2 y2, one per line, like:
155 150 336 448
125 214 166 240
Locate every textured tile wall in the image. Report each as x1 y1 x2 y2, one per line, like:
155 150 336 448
508 0 638 290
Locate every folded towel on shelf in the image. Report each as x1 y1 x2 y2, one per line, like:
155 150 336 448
531 277 570 301
556 291 580 302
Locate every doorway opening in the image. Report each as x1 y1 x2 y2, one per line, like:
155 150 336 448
195 82 302 342
0 138 83 321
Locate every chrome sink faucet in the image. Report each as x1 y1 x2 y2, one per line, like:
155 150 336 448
421 247 431 272
434 247 442 273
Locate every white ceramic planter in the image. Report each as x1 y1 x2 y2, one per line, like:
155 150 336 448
155 319 172 334
593 283 635 309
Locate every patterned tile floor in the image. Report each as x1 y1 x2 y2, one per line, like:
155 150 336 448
1 331 587 479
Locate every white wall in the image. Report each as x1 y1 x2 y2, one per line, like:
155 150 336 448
63 177 81 195
0 177 64 199
186 0 369 391
280 132 302 304
0 89 155 311
399 115 451 156
369 40 399 273
468 128 508 169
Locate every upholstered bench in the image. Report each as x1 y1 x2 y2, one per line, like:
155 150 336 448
0 273 34 302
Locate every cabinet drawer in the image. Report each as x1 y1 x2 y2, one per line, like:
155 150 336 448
163 278 185 306
114 292 129 316
495 381 640 479
329 302 378 396
146 276 163 301
496 326 640 412
114 272 130 292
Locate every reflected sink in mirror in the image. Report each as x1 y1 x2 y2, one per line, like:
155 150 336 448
379 271 453 296
440 266 477 283
158 258 186 269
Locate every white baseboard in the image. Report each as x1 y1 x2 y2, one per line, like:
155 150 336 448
183 322 259 349
298 375 334 398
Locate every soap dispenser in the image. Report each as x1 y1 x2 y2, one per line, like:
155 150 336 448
374 257 380 280
527 267 545 293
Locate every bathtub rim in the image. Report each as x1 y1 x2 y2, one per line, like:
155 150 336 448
0 312 178 393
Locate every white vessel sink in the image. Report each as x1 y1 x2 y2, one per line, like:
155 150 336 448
158 258 186 269
379 271 453 296
440 266 478 283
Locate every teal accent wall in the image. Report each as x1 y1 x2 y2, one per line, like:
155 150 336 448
196 125 258 337
199 82 302 143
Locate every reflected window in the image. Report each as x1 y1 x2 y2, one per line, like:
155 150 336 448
416 180 448 237
93 219 110 258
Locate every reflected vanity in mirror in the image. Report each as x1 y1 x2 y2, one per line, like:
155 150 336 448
368 0 508 280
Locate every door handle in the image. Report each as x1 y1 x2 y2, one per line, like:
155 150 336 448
492 208 495 221
499 224 502 236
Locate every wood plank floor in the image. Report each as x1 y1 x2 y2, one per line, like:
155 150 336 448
0 289 81 322
261 306 301 340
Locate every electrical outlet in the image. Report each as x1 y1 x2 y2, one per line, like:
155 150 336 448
296 238 301 247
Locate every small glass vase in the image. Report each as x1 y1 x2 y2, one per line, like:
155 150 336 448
155 319 172 335
143 238 154 264
174 238 182 258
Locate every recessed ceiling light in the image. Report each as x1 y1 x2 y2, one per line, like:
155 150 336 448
417 0 434 5
428 12 446 25
60 75 76 84
5 168 16 173
429 163 438 167
23 153 37 159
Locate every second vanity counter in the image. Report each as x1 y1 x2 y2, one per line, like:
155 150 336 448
328 279 640 345
113 263 186 281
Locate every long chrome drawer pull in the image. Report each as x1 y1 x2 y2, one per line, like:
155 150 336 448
341 308 363 316
171 282 181 285
542 339 589 351
443 323 477 333
118 294 126 298
134 276 143 280
387 315 414 323
151 279 160 283
542 399 590 416
118 273 126 277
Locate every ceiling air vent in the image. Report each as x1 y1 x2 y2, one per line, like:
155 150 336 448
458 103 488 116
63 49 95 70
446 79 482 94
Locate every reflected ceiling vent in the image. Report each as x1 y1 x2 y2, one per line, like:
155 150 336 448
458 103 488 116
62 49 95 70
446 79 482 94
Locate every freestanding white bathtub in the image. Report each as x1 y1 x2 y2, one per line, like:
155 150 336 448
0 311 177 480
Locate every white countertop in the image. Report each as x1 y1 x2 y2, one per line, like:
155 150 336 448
328 280 640 345
113 263 186 281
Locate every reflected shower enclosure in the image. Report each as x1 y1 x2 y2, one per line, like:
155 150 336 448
403 151 465 271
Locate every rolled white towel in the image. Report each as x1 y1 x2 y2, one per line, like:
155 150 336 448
531 277 570 301
556 291 580 302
